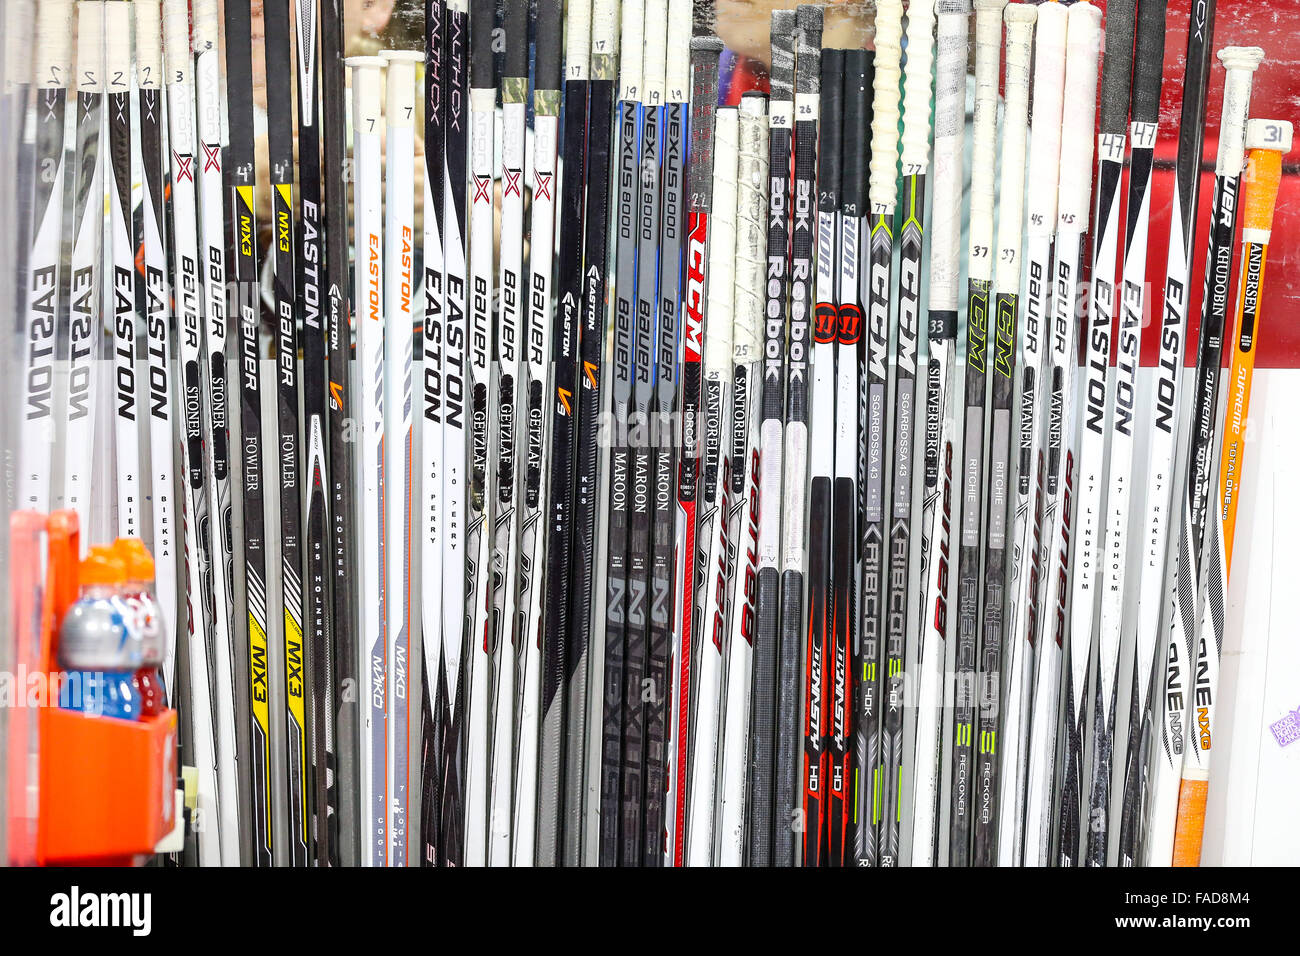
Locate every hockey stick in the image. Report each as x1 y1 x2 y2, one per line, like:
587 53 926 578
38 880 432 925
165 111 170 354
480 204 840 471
263 0 312 868
0 3 32 640
643 0 691 865
874 0 913 868
1 0 33 844
486 0 528 865
436 0 471 867
892 0 935 868
998 0 1066 868
860 0 904 869
948 0 1006 868
513 0 564 868
17 0 70 520
912 0 968 868
292 0 336 867
832 49 869 868
463 0 496 865
747 9 795 868
106 6 139 542
717 91 768 868
536 0 589 866
666 11 722 868
598 0 643 866
345 54 388 866
321 0 358 867
62 1 104 544
772 3 820 868
1 0 33 564
616 0 651 866
381 48 421 867
419 0 448 869
688 102 740 867
225 0 274 866
622 0 667 869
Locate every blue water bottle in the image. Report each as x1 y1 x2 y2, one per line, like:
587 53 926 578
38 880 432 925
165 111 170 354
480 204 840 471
58 547 143 719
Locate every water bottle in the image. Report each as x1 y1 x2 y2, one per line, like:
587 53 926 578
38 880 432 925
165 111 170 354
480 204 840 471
58 547 142 719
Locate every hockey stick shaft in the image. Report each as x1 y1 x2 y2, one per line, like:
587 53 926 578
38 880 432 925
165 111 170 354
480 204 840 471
462 0 497 863
563 0 619 865
486 0 528 865
772 4 820 868
536 0 589 866
874 0 911 867
61 0 105 542
912 0 968 866
948 0 1006 868
193 0 241 866
1046 0 1102 867
666 21 722 867
831 48 866 867
598 0 642 866
346 54 388 866
263 0 311 869
419 0 448 867
436 0 471 867
291 0 336 867
747 10 795 867
620 0 667 867
381 48 421 867
513 0 564 868
642 0 689 867
225 0 274 866
1108 0 1167 869
321 0 358 867
718 91 768 867
17 0 72 516
106 10 140 541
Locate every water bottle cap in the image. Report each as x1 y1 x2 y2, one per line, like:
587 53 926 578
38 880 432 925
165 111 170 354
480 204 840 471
80 549 126 587
114 538 155 581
